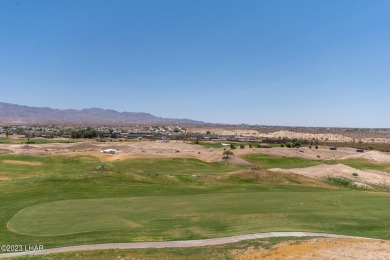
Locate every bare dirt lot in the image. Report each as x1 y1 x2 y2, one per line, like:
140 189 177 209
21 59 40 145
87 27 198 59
237 238 390 260
1 140 388 163
0 141 362 163
270 164 390 187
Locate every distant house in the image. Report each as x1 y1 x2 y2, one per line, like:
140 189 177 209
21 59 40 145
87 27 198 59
202 134 219 140
238 136 256 142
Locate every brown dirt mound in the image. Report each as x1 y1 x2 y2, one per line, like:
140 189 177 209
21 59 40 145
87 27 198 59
270 163 390 187
341 150 390 163
224 156 253 166
19 145 36 150
237 238 390 260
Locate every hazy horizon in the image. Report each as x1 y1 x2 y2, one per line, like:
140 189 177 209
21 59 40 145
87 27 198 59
1 0 389 128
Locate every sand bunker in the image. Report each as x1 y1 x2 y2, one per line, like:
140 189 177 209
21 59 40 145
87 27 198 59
237 238 390 260
2 160 43 166
270 163 390 187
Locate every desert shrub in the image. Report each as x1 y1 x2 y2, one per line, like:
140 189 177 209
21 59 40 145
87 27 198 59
293 141 301 148
240 144 245 149
327 177 352 187
352 172 358 176
223 150 234 159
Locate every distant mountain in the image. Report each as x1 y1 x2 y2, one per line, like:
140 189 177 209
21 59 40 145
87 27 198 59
0 102 205 125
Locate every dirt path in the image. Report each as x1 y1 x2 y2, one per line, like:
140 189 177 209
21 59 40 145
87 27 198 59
0 232 372 258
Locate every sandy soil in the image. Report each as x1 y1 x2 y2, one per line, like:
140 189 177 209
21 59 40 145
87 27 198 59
188 128 390 143
270 164 390 187
0 141 386 164
341 150 390 163
237 238 390 260
2 160 42 166
0 141 226 162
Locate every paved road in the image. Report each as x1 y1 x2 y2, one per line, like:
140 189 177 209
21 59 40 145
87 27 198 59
0 232 371 258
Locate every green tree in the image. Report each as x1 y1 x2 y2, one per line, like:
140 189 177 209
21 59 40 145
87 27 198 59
223 150 233 159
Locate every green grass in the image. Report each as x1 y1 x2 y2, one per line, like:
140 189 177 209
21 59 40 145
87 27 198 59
326 177 354 187
0 155 243 181
193 142 228 148
267 143 283 148
243 154 324 169
0 154 390 254
8 189 390 239
0 155 101 179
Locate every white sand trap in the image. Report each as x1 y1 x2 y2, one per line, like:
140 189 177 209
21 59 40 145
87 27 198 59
270 163 390 187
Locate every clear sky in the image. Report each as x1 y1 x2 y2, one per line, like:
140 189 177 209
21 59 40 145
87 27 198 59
1 0 389 127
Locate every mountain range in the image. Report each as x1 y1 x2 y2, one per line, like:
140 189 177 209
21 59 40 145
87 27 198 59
0 102 205 125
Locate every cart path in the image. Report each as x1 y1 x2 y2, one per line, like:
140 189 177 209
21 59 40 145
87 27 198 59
0 232 374 258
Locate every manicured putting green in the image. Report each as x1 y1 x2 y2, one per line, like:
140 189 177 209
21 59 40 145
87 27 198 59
8 190 390 239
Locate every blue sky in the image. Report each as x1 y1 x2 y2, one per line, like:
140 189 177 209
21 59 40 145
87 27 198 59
1 0 389 127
